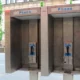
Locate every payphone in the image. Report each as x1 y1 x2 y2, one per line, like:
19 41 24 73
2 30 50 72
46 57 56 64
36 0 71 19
5 8 41 72
5 4 80 76
41 4 80 76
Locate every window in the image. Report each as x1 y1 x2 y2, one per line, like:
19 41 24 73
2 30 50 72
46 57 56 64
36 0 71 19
24 0 29 2
6 0 10 4
65 0 80 4
1 0 6 4
10 0 16 3
16 0 24 3
4 0 43 4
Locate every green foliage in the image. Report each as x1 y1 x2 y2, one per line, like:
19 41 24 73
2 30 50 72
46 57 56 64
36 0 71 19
70 0 72 4
0 27 3 41
0 0 3 15
0 0 4 41
0 16 1 22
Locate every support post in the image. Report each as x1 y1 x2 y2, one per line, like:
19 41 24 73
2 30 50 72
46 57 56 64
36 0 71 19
63 73 73 80
30 71 39 80
41 7 50 76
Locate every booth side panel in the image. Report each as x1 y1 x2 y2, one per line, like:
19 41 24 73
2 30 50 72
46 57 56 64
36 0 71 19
11 18 22 71
5 11 22 72
5 10 11 73
74 17 80 70
48 15 54 71
38 20 41 69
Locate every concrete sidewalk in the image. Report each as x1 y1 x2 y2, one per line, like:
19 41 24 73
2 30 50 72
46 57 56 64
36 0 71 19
0 53 80 80
0 53 5 74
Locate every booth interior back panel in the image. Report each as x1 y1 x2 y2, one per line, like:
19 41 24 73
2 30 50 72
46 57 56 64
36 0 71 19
21 20 29 68
21 20 40 68
21 19 40 68
11 18 22 70
73 17 80 70
53 18 63 70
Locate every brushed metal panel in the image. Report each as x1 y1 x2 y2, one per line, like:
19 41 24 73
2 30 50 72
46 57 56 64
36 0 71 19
53 18 63 70
38 19 41 69
51 13 80 18
63 18 73 72
74 17 80 70
28 19 39 69
48 4 80 14
63 18 73 42
21 20 29 67
5 14 22 73
21 19 40 69
41 7 50 76
48 15 54 72
10 8 41 17
5 10 11 73
11 18 22 71
14 15 40 20
29 20 38 42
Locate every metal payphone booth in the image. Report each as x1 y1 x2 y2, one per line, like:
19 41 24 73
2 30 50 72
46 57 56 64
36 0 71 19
41 4 80 76
5 8 41 72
